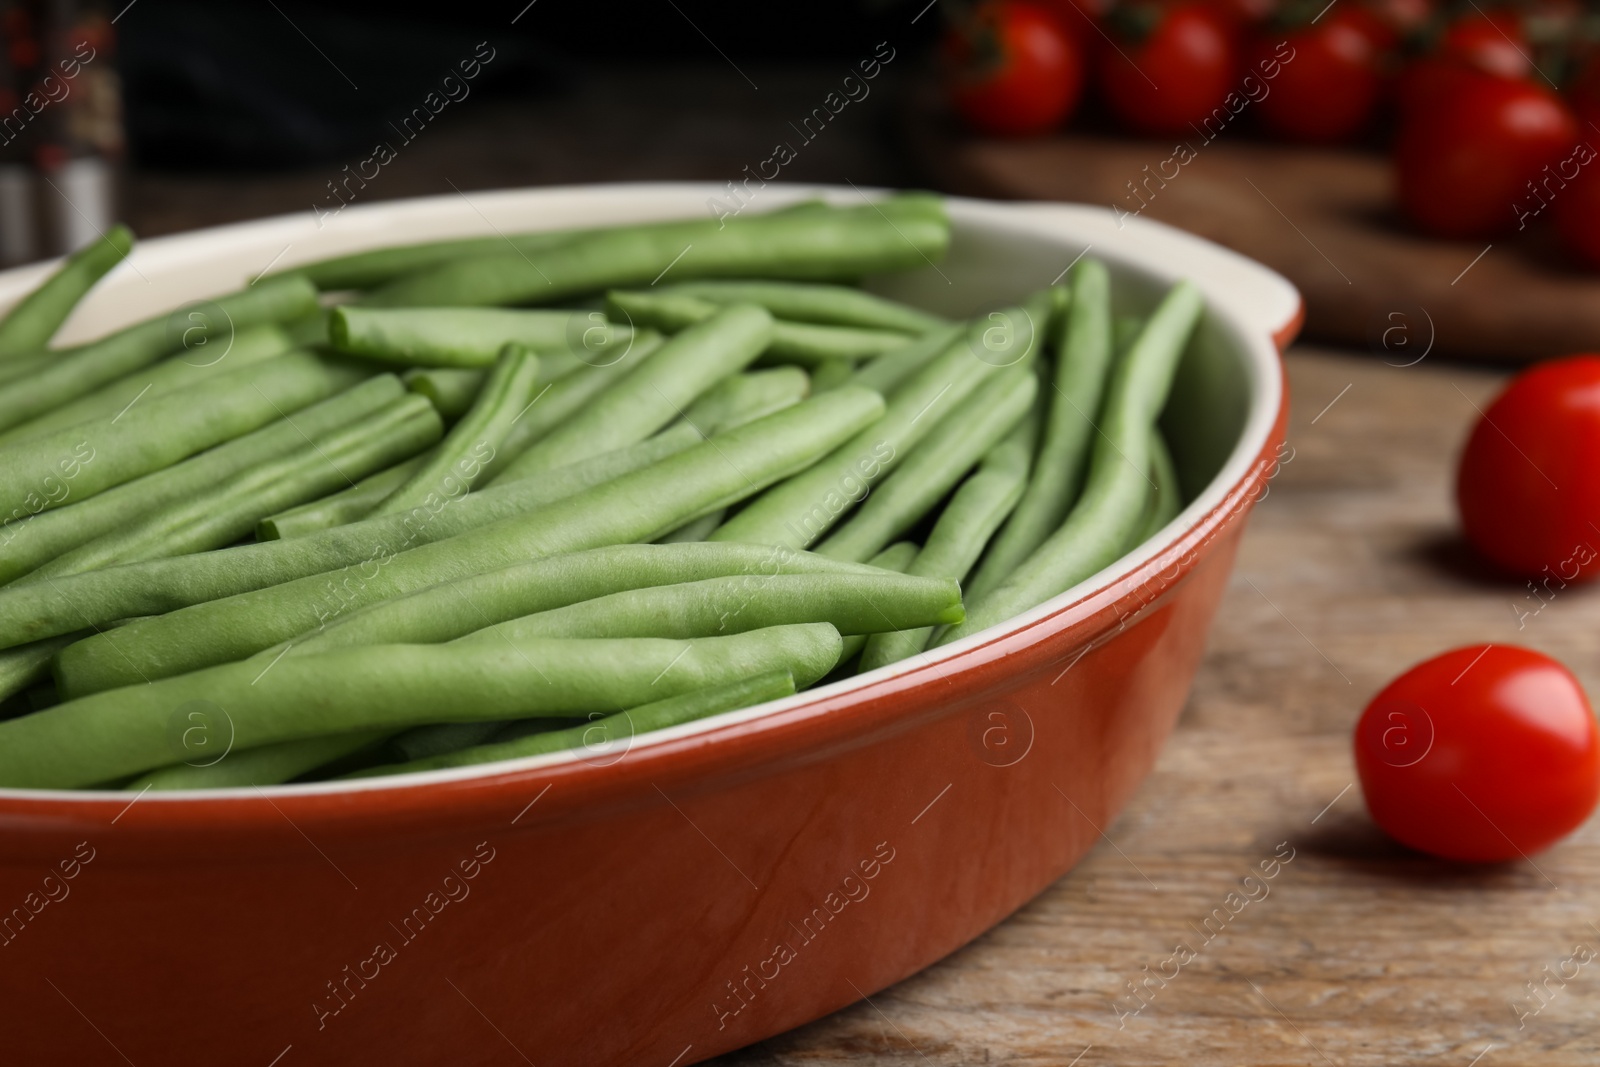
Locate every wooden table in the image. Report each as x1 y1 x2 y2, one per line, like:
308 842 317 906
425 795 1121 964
718 345 1600 1066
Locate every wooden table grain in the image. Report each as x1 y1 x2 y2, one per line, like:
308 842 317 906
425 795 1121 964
718 345 1600 1066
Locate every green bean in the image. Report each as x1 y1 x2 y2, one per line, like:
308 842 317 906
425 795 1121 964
284 308 331 347
677 367 806 435
1136 429 1181 545
606 289 913 366
810 358 853 393
0 352 52 386
848 324 963 395
664 280 947 334
54 388 885 694
403 343 595 421
36 395 441 578
834 541 920 668
0 635 78 703
363 196 949 308
460 571 961 646
0 350 364 521
491 304 771 482
712 289 1054 549
860 419 1033 672
281 542 879 657
485 330 664 481
939 282 1203 644
129 731 390 791
330 306 631 369
1113 313 1145 355
0 324 296 448
0 421 709 651
657 510 723 544
351 670 798 779
967 259 1114 601
0 376 405 586
371 346 538 516
404 367 484 419
815 366 1036 563
0 273 319 434
257 455 427 540
282 227 591 290
0 225 133 357
8 624 844 789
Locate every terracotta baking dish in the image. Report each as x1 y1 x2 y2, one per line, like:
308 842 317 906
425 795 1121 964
0 185 1297 1066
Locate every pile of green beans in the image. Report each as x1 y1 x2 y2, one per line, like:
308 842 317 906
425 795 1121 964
0 196 1211 791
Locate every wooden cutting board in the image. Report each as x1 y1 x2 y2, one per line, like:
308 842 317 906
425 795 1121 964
906 101 1600 363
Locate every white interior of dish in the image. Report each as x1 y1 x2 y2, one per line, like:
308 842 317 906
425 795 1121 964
0 184 1293 800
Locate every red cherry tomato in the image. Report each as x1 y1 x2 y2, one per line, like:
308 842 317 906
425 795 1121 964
1395 55 1491 120
1366 0 1434 40
1457 355 1600 580
1099 2 1240 137
1437 8 1531 80
1395 74 1578 238
1356 645 1600 862
1249 9 1385 142
945 0 1085 136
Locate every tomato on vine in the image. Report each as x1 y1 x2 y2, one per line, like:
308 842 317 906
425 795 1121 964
945 0 1086 136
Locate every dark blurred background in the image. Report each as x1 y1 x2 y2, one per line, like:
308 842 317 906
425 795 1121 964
1 0 945 257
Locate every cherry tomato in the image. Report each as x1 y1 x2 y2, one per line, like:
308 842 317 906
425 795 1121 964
1457 355 1600 580
1395 74 1577 238
1249 9 1385 142
945 0 1085 136
1355 645 1600 862
1099 1 1240 137
1366 0 1434 40
1437 8 1531 80
1395 55 1491 120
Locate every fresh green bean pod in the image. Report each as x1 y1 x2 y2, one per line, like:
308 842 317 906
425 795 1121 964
0 350 364 521
492 304 771 482
939 282 1203 644
968 260 1115 601
809 358 854 393
350 670 798 779
657 510 723 544
129 731 390 791
606 289 913 366
0 273 319 434
0 422 707 651
54 388 886 694
404 366 485 419
859 418 1034 672
834 541 920 668
363 196 949 308
283 542 882 656
35 395 441 578
711 289 1054 549
676 366 808 435
371 346 538 516
848 324 963 395
280 227 591 290
815 366 1036 563
664 280 946 334
0 324 296 448
0 225 134 357
0 352 52 386
0 635 77 703
460 571 961 644
330 306 632 369
0 376 405 586
1113 313 1145 355
257 455 427 540
1135 429 1182 545
485 329 664 480
8 625 845 789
